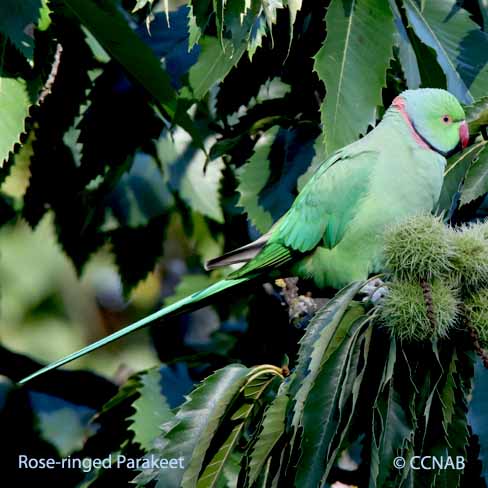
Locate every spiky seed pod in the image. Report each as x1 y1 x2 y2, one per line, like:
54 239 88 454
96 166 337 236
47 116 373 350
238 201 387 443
449 224 488 289
379 279 459 342
464 289 488 348
479 219 488 240
383 214 454 281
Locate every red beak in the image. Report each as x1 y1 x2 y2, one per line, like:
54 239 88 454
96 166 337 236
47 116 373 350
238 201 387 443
459 121 469 149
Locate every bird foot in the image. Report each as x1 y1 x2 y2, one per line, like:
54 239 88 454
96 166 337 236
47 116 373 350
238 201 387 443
275 277 318 321
359 278 388 304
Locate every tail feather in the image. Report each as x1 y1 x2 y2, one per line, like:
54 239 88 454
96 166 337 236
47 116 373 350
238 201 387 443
205 235 268 270
18 277 251 385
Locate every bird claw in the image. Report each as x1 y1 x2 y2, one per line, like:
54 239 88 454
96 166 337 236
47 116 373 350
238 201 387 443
359 278 388 304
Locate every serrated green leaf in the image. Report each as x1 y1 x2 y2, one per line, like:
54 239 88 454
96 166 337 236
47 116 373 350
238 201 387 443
221 451 241 488
297 136 326 191
243 369 281 401
437 141 487 213
369 341 413 488
408 26 447 90
287 0 302 32
389 0 421 89
370 388 412 488
460 144 488 206
197 422 244 488
286 283 365 416
430 366 470 488
38 0 52 31
465 96 488 135
109 153 174 228
54 0 177 114
132 0 153 11
136 364 250 488
324 322 372 476
33 395 96 457
196 366 282 488
237 126 279 232
128 368 175 451
278 283 365 483
237 125 315 233
295 314 370 487
187 1 212 49
188 36 246 100
262 0 284 45
314 0 395 154
248 14 267 60
223 0 263 56
0 76 32 166
0 0 42 61
469 360 488 482
480 0 488 30
247 394 288 486
439 350 457 440
99 374 142 415
418 342 445 454
403 0 488 104
157 128 225 223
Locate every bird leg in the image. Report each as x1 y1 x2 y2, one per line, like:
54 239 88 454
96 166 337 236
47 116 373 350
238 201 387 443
359 278 388 304
275 277 318 321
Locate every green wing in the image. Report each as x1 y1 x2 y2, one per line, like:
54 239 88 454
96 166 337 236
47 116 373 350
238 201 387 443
230 147 378 279
228 241 293 278
270 148 377 252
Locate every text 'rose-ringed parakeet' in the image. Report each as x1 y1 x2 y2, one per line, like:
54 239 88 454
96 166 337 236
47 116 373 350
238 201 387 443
19 88 469 384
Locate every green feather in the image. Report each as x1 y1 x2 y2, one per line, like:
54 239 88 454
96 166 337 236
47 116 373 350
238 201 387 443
18 277 251 384
271 148 376 252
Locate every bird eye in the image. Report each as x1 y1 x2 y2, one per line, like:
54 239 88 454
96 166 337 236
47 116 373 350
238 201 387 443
441 115 452 124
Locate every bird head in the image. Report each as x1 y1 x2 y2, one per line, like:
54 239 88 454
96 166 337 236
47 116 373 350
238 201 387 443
392 88 468 157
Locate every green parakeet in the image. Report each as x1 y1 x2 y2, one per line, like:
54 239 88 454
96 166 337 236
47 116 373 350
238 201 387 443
19 88 469 384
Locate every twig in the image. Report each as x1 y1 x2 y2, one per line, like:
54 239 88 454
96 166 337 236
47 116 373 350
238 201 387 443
420 279 436 329
460 303 488 368
468 326 488 368
38 43 63 104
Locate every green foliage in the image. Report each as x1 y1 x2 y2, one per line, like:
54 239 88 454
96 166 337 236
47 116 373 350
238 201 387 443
54 0 177 115
403 0 488 103
136 364 250 487
188 36 246 100
0 0 42 61
466 96 488 135
438 141 487 213
157 128 225 223
314 0 395 154
135 364 284 487
237 126 280 232
369 340 412 487
0 77 33 165
295 312 371 486
237 125 315 232
461 144 488 206
244 394 287 486
127 368 175 451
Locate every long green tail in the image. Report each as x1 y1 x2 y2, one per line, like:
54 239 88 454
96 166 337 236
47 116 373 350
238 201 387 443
18 277 251 385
